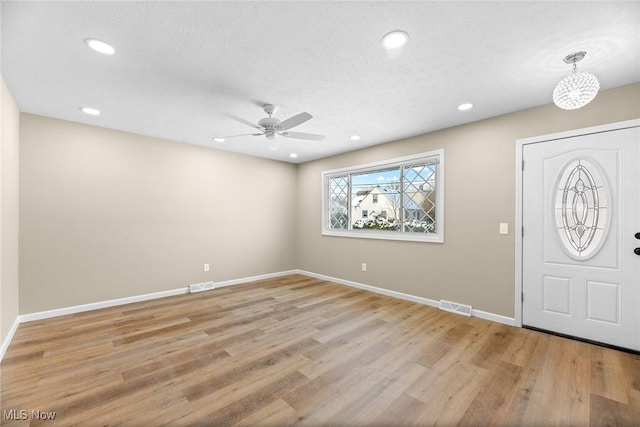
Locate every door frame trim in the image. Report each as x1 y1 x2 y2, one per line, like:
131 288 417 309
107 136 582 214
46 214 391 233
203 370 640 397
514 119 640 327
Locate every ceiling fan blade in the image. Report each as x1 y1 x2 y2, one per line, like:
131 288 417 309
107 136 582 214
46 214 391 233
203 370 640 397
278 112 313 131
225 113 263 130
281 131 325 141
213 133 263 140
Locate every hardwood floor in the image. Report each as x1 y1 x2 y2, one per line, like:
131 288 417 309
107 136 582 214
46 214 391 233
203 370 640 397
1 274 639 426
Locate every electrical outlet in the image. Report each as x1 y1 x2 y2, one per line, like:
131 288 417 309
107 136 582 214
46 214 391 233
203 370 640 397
361 263 367 272
203 263 210 272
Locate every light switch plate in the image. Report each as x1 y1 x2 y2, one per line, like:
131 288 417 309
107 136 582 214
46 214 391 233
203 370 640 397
499 223 509 235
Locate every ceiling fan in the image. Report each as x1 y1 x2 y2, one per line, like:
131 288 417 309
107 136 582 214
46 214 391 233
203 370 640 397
213 104 325 150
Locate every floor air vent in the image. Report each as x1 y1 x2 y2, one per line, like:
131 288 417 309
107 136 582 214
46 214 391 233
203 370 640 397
438 300 472 317
189 281 216 293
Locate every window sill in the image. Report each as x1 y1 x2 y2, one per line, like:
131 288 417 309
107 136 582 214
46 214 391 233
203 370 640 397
321 229 444 243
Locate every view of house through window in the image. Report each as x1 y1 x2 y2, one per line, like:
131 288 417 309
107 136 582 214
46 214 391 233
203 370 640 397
324 150 443 242
352 167 401 230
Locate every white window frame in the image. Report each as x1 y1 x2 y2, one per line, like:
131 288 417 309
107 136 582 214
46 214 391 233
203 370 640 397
321 149 444 243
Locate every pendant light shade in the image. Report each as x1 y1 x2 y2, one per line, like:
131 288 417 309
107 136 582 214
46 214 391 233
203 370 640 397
553 51 600 110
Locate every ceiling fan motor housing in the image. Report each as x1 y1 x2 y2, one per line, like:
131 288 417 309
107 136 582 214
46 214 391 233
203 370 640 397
258 116 281 131
215 104 324 142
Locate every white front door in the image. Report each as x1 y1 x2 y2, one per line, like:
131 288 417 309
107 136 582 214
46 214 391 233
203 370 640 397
522 124 640 350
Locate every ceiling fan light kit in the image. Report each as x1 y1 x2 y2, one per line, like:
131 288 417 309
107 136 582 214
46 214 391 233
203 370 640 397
213 104 325 151
553 51 600 110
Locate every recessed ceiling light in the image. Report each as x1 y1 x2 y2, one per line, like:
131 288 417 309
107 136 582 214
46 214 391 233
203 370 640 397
457 103 474 111
80 107 100 116
350 135 361 141
289 153 298 159
84 38 115 55
213 137 225 142
381 31 408 50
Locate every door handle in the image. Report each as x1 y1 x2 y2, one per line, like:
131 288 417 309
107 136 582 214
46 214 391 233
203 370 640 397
635 248 640 256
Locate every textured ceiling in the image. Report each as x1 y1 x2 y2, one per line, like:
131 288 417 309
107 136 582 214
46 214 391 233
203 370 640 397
2 1 639 163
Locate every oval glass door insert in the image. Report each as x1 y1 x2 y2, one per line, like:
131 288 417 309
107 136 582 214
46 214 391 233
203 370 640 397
554 158 610 260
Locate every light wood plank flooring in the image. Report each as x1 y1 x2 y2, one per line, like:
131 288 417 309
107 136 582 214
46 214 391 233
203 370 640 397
1 274 639 426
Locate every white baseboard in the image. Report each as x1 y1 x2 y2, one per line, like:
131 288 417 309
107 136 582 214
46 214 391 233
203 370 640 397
18 287 190 323
18 269 298 323
1 268 514 362
471 308 517 326
296 269 516 327
214 270 298 289
0 317 20 362
297 269 440 308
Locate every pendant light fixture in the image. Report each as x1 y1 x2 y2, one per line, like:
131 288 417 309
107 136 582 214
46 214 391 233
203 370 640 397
553 51 600 110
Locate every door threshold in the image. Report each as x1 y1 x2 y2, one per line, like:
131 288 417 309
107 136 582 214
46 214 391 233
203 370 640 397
523 325 639 355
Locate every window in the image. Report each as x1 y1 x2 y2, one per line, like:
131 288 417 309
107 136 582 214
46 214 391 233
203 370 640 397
322 150 444 243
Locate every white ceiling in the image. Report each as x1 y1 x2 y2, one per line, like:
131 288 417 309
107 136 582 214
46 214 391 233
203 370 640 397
2 1 639 164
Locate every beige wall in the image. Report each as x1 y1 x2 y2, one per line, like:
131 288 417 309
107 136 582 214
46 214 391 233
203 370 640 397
12 83 640 318
296 83 640 318
19 114 297 313
1 76 20 344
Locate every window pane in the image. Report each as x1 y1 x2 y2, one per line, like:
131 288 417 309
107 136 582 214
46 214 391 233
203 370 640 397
403 162 437 233
351 168 401 231
328 175 349 229
323 150 443 243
